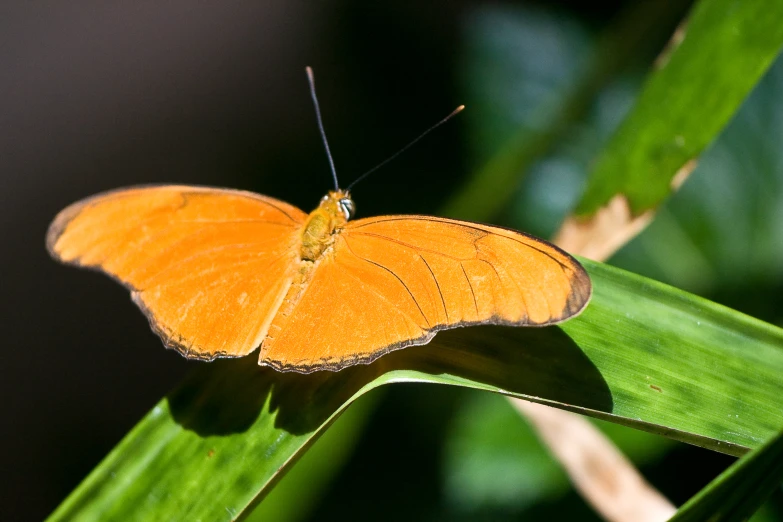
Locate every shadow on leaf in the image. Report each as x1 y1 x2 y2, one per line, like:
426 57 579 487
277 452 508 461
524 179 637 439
168 323 611 436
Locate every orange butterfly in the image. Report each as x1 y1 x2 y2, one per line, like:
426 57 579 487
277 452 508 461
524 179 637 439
46 69 591 373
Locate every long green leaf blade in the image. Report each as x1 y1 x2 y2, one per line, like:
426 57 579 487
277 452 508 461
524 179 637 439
48 260 783 521
575 0 783 216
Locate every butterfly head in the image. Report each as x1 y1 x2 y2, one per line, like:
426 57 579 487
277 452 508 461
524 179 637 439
320 190 355 222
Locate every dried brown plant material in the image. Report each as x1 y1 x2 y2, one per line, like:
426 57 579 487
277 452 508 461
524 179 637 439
654 17 689 70
554 195 655 262
554 159 697 261
512 401 676 522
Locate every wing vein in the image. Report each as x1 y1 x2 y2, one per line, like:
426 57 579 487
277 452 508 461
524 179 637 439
420 255 448 323
478 258 532 323
357 257 431 328
336 258 428 332
460 262 480 316
340 239 431 328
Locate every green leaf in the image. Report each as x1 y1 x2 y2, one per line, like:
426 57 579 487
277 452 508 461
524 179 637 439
611 55 783 302
576 0 783 216
48 260 783 521
669 428 783 522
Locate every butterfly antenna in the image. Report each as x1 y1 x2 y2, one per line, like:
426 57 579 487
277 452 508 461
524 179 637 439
306 66 340 191
346 104 465 192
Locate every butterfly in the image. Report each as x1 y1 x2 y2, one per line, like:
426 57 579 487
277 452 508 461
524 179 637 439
46 69 591 373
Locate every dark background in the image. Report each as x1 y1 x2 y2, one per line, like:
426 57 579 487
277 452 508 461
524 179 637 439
4 1 781 521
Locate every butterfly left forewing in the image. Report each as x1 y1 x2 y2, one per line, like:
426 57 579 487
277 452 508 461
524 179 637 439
48 185 307 359
258 215 591 372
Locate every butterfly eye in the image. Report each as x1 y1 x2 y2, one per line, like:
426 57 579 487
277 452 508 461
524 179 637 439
338 198 355 220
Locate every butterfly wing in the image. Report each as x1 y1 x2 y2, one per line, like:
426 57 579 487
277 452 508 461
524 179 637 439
47 185 307 359
259 215 591 372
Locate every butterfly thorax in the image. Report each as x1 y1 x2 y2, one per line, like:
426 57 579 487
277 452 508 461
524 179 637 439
299 190 354 262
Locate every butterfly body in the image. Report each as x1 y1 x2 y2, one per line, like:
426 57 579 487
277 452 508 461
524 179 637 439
299 190 352 262
48 185 591 373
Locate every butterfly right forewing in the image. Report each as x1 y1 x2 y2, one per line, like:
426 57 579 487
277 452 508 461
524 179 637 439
258 214 591 372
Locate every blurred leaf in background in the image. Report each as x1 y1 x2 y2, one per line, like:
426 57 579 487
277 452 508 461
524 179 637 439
460 3 644 237
443 392 571 514
509 75 638 239
456 4 595 229
460 5 591 166
612 59 783 324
